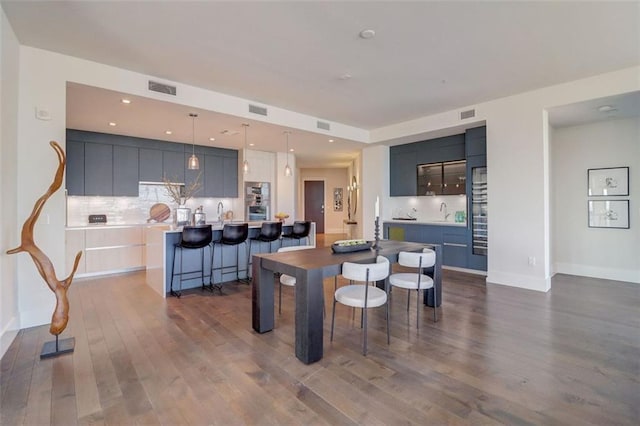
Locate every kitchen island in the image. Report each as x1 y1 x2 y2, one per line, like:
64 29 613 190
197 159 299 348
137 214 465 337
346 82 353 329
145 222 316 297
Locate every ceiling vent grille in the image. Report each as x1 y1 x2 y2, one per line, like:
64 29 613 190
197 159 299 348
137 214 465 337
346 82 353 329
460 109 476 120
148 81 177 96
317 120 331 131
249 104 268 116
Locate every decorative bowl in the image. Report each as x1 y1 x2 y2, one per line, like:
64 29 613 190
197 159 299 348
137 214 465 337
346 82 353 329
331 240 372 253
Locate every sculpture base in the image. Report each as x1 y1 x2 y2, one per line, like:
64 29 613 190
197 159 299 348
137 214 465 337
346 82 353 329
40 336 75 359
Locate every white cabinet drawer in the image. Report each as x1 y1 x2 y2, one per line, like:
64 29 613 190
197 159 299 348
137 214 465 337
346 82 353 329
85 227 143 248
85 246 143 273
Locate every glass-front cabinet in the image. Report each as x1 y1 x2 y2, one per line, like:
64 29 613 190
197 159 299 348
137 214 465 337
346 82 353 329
417 160 466 196
471 166 487 256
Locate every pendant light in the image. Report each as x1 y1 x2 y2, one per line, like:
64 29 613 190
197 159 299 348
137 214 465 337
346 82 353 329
242 123 250 174
284 131 292 177
187 113 199 170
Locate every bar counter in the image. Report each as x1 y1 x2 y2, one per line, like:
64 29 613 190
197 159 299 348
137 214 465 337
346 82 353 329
145 222 316 297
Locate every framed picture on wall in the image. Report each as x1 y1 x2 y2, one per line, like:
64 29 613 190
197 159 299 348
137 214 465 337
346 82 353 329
588 200 629 229
588 167 629 196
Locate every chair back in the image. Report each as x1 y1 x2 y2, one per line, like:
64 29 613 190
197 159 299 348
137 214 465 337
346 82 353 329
342 256 390 282
180 225 213 249
259 221 283 241
221 223 249 245
292 221 311 238
398 249 436 269
277 245 314 253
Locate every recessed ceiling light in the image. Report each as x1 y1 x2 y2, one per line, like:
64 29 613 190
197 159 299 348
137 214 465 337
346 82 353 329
165 130 172 135
329 139 334 143
289 148 295 152
339 73 352 81
209 137 216 141
359 29 376 39
108 122 116 126
121 99 131 104
598 105 617 113
249 143 255 147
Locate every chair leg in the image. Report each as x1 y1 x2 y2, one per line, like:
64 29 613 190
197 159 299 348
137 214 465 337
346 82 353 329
330 299 337 341
363 306 368 356
433 285 438 322
386 301 390 345
407 289 411 311
416 289 420 330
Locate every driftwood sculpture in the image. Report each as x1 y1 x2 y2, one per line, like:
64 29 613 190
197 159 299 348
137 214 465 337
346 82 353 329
6 141 82 336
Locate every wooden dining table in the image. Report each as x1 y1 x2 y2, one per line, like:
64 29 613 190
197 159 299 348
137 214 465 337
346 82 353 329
251 239 442 364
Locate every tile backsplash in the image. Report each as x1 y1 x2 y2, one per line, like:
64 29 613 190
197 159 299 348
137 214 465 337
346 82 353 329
387 195 467 222
67 183 242 226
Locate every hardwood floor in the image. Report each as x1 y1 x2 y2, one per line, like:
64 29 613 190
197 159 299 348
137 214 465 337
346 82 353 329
2 235 638 425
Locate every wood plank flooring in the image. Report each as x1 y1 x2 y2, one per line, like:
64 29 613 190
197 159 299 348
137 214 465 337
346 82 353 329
1 235 638 425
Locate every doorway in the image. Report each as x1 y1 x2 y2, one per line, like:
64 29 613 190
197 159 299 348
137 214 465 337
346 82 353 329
304 180 324 234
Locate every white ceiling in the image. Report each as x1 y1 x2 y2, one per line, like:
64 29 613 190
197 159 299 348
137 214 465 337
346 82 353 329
3 1 639 165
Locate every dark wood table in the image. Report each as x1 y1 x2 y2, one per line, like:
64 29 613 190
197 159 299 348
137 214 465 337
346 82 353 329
251 240 442 364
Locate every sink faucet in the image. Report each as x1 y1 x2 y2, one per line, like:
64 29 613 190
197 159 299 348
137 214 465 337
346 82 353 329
440 202 450 221
217 201 224 223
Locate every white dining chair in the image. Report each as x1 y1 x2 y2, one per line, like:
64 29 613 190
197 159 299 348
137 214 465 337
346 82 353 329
331 256 390 356
277 245 314 314
389 248 437 327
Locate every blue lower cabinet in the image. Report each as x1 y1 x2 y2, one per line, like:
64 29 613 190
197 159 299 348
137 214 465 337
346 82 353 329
383 222 485 271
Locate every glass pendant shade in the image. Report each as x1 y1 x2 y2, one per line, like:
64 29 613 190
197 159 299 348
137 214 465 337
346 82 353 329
284 131 292 177
187 113 199 170
187 154 199 170
242 123 250 174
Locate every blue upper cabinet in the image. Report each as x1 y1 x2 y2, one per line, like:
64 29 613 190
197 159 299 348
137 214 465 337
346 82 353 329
390 134 465 196
65 140 85 195
66 129 239 198
465 126 487 157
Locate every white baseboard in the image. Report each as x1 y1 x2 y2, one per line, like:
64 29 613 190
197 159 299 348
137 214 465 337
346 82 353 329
0 316 19 359
554 262 639 284
443 265 487 276
486 270 551 292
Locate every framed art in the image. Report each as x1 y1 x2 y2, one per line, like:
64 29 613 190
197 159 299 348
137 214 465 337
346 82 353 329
588 167 629 196
333 188 343 211
588 200 629 229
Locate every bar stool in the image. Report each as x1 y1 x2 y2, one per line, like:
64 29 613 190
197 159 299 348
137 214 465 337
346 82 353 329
247 221 282 277
282 221 311 246
211 223 249 287
169 225 213 298
331 256 390 356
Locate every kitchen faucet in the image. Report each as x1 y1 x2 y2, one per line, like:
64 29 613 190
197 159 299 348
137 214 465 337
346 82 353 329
440 202 450 221
217 201 224 223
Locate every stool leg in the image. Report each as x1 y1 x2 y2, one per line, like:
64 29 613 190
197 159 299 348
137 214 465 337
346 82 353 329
416 289 420 330
330 298 337 341
178 247 184 296
170 246 180 298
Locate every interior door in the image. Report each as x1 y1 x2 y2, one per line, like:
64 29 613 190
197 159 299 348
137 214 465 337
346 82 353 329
304 180 324 234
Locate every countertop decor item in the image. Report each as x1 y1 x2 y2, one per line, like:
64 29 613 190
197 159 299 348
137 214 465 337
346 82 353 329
147 203 171 222
274 212 289 222
331 239 372 253
162 171 202 205
6 141 81 358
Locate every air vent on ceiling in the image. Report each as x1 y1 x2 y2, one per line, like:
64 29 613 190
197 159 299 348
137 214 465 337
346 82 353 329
148 81 177 96
317 120 331 131
460 109 476 120
220 129 240 136
249 104 268 116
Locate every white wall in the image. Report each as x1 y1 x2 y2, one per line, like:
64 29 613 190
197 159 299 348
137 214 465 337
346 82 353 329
369 66 640 292
362 145 389 240
552 117 639 283
0 7 20 356
275 151 296 223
